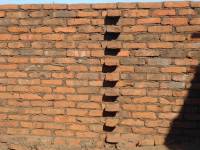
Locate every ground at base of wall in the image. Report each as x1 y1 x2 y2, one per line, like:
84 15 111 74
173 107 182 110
1 144 200 150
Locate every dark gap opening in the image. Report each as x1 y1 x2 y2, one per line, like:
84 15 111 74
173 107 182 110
102 95 118 102
105 139 118 145
103 125 116 132
104 48 120 56
103 80 117 87
191 32 200 39
103 109 117 117
105 16 120 25
102 64 117 73
104 32 120 41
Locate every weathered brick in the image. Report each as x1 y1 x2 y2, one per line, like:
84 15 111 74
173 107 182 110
54 27 76 33
162 17 188 26
152 9 176 16
20 4 42 9
137 18 161 24
132 112 157 119
161 67 187 73
20 19 42 25
0 34 19 41
0 5 18 10
122 104 145 111
121 119 144 126
148 42 173 48
123 9 149 17
31 27 52 33
135 34 159 42
8 26 29 33
147 74 171 81
121 89 146 96
160 34 186 41
164 1 189 8
43 18 66 25
55 42 75 48
78 25 103 33
31 129 51 136
105 118 119 127
68 4 91 9
176 25 200 32
54 87 75 94
175 58 198 66
31 41 52 49
123 25 147 32
178 9 196 15
106 134 120 143
191 2 200 7
77 11 99 17
135 50 159 57
120 58 145 65
20 34 42 41
53 11 77 17
160 81 185 89
147 58 171 66
123 42 147 49
135 66 159 73
190 18 200 25
67 18 90 25
148 26 172 32
43 4 67 9
77 87 99 94
7 12 28 18
0 11 5 17
66 108 88 116
138 2 162 8
92 3 116 9
117 3 136 8
30 11 48 17
8 42 29 48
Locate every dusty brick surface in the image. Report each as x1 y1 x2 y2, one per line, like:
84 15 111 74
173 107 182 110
0 2 199 149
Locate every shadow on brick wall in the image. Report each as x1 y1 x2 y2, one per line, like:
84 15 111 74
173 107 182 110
165 65 200 150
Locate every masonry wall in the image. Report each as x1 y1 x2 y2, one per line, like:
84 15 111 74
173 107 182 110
0 1 200 150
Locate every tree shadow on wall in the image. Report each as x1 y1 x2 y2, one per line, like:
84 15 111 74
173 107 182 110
165 65 200 150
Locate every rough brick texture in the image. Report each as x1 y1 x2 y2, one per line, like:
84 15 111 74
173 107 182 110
0 2 200 150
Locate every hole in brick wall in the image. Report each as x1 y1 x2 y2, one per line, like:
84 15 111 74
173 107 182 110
105 16 120 25
104 48 120 56
102 64 117 73
103 80 118 87
103 109 117 117
103 125 116 132
104 32 120 41
102 95 118 102
105 138 118 145
191 32 200 40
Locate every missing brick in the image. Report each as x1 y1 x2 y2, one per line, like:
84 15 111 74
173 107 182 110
104 32 120 41
103 109 117 117
104 48 120 56
105 16 120 25
102 64 117 73
103 80 117 87
102 95 118 102
191 32 200 40
103 125 116 132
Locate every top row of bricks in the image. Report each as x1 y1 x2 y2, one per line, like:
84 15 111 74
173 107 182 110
0 2 200 10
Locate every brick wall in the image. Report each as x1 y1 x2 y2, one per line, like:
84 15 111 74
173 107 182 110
0 1 200 149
